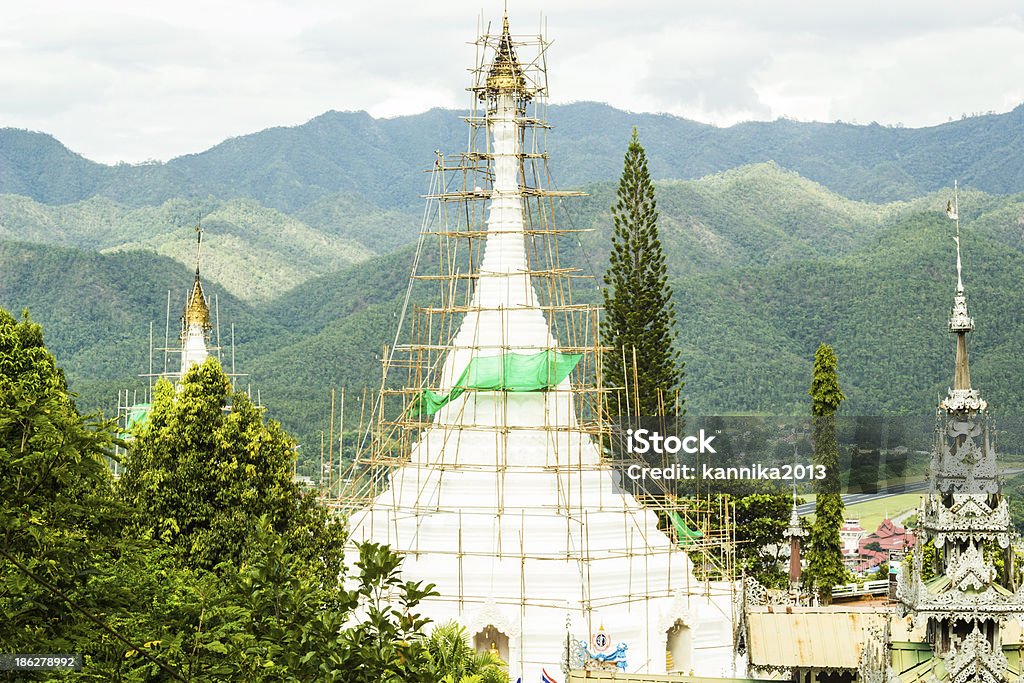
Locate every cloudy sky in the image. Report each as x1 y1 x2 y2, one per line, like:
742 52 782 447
3 1 1023 164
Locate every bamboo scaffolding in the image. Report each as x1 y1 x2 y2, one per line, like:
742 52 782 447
320 20 738 660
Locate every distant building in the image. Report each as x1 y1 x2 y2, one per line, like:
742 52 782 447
853 518 915 573
840 518 867 558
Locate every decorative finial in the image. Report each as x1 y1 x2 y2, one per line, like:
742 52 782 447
946 180 963 294
946 181 973 334
941 181 985 412
194 223 203 276
786 500 806 539
182 225 212 338
482 12 531 101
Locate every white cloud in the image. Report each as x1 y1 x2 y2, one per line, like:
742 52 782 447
753 23 1024 125
1 1 1022 163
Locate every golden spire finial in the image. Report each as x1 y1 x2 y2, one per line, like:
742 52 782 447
482 11 530 101
182 224 211 337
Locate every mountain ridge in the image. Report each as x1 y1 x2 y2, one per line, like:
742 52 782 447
3 102 1024 212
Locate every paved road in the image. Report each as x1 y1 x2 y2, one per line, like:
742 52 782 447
795 467 1024 515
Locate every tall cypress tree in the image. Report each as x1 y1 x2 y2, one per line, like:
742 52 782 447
601 128 683 417
804 343 848 602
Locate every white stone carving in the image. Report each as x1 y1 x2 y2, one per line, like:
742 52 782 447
946 627 1008 683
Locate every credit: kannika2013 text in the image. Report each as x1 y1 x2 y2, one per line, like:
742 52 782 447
624 462 827 482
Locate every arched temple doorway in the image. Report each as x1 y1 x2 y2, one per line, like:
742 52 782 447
473 625 510 664
666 619 692 673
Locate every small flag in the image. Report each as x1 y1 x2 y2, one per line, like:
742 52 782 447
946 200 958 221
541 669 559 683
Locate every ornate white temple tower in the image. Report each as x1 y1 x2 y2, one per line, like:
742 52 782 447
894 187 1024 683
343 14 735 681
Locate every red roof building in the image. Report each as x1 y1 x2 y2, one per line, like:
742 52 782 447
853 518 916 572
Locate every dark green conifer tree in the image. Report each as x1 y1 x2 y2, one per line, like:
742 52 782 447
601 128 683 417
804 343 848 602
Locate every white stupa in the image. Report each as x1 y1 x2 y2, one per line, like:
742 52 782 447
346 15 735 681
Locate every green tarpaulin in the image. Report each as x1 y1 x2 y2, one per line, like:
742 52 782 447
668 511 703 547
119 403 151 439
411 350 583 417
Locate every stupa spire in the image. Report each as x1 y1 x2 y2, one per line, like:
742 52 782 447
345 16 735 680
180 225 211 375
482 11 530 101
941 182 985 412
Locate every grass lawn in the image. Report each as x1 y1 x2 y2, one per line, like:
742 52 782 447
803 493 922 532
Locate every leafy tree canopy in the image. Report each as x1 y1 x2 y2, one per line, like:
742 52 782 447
118 357 345 579
0 307 446 681
0 308 125 655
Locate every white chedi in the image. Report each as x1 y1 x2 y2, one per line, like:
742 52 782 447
346 24 735 682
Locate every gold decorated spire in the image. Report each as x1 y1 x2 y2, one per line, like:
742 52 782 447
182 225 211 338
482 12 530 100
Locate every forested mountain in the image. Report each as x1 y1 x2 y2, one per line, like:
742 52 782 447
3 102 1024 213
5 156 1024 475
5 101 1024 473
0 161 900 300
0 195 375 300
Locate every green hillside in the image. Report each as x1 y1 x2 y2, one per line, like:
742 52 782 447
111 199 374 300
5 163 1024 474
0 195 374 301
0 194 230 249
566 163 893 278
248 207 1024 443
218 184 1024 454
4 103 1024 213
676 213 1024 416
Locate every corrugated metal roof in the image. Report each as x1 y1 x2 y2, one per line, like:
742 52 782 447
746 608 887 669
897 654 944 683
890 642 936 681
889 643 1024 682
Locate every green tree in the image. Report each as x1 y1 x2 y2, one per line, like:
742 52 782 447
423 621 509 683
601 128 684 417
111 522 438 683
332 541 439 683
733 492 794 588
118 357 345 578
0 309 445 681
0 308 119 650
804 343 848 602
0 309 191 681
